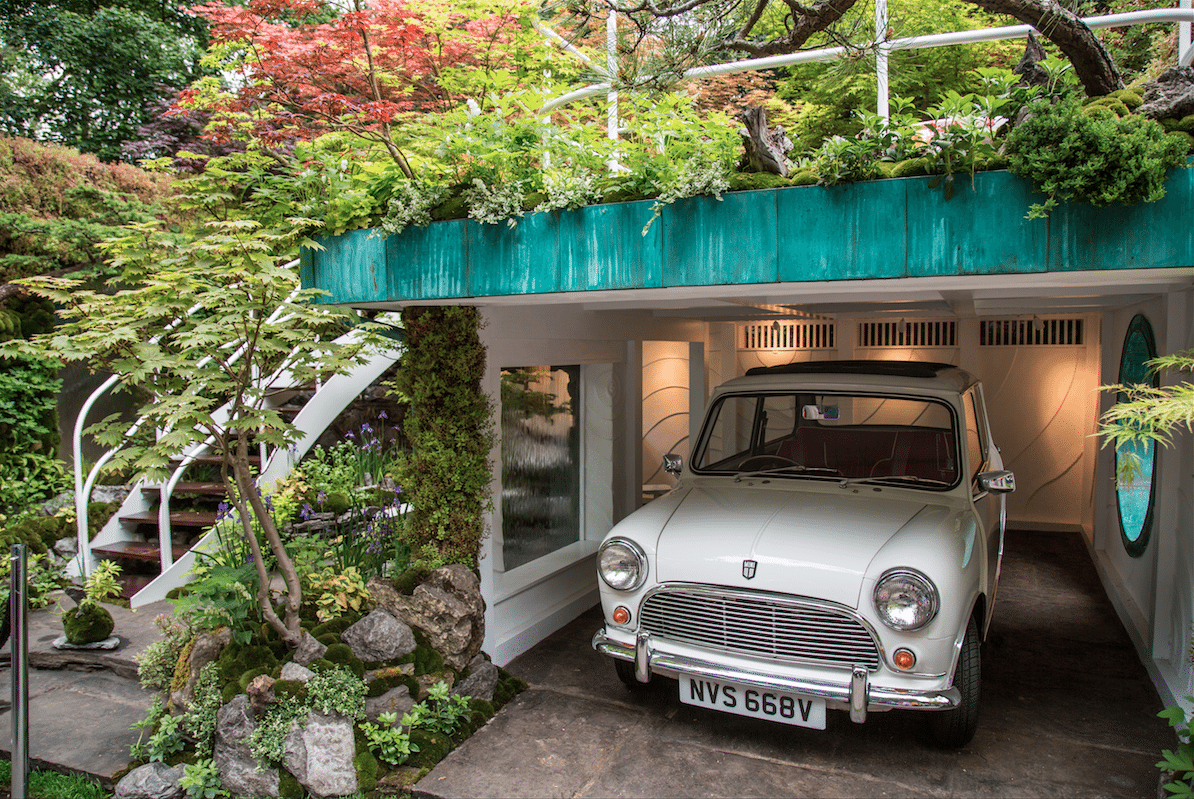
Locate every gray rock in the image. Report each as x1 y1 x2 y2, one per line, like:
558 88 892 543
371 566 485 671
294 629 328 667
171 627 231 713
214 694 279 798
92 484 131 503
114 762 185 799
284 711 358 798
1139 66 1194 120
53 536 78 560
365 685 414 723
280 661 315 683
453 654 499 702
341 608 416 662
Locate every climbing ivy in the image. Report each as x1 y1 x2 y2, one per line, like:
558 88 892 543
391 306 494 567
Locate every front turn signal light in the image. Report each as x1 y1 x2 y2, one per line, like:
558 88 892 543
612 606 631 625
893 648 916 671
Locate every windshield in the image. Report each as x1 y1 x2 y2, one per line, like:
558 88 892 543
692 391 960 489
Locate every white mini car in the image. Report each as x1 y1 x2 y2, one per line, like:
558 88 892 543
593 360 1014 747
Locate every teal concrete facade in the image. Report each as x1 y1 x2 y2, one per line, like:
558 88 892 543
301 167 1194 305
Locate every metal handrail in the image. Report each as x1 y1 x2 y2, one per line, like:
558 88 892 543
540 7 1194 117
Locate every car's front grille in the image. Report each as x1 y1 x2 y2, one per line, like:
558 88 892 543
639 586 880 670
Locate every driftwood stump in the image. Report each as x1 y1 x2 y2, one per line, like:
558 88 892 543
738 106 793 177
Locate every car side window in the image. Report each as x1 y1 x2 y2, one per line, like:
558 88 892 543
962 389 987 485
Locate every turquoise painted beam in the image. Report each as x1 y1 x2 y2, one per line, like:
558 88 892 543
300 168 1194 305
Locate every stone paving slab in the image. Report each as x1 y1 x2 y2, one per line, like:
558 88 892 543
0 667 157 785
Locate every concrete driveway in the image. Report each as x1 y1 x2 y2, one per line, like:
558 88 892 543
416 530 1173 798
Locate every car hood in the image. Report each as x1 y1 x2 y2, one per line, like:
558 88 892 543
654 483 929 608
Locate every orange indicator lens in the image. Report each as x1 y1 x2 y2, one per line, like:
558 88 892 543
612 606 631 625
893 648 916 670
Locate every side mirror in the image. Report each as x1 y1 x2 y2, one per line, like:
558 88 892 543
663 454 683 476
978 470 1015 494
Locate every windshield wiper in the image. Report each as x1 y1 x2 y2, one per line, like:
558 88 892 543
838 474 953 488
734 465 842 482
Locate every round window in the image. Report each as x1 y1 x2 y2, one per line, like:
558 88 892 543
1115 314 1158 558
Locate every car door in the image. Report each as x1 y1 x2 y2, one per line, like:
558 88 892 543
963 384 1005 628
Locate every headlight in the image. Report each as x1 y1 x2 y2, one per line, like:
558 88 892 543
598 538 647 591
873 568 939 631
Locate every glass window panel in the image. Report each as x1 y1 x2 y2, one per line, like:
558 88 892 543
500 366 581 570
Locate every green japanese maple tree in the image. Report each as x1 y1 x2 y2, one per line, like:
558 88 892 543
1 155 384 647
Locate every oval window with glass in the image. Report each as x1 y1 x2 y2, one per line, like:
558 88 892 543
1115 314 1158 558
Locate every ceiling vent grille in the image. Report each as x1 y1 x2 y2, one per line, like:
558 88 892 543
858 320 957 348
980 317 1084 346
741 322 835 350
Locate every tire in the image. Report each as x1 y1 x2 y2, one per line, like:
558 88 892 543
927 614 981 748
614 657 653 690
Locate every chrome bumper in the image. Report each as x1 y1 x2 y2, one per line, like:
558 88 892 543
593 628 960 724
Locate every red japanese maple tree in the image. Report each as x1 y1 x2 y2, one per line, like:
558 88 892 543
186 0 530 177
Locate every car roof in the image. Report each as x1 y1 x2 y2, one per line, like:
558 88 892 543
721 360 976 394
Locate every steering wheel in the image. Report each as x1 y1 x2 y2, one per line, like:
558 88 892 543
738 455 799 472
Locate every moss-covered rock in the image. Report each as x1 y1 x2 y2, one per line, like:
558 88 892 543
279 770 304 799
62 603 114 644
788 168 818 186
727 172 793 191
354 749 379 794
429 193 467 222
1108 89 1143 109
324 643 366 678
407 731 450 769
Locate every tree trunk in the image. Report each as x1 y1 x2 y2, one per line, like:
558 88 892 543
728 0 859 56
967 0 1123 96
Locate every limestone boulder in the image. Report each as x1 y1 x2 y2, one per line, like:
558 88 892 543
247 674 277 718
453 654 499 702
171 627 231 713
284 711 358 798
293 629 328 667
114 762 185 799
340 608 416 663
365 684 414 723
370 565 485 671
214 695 279 798
1139 66 1194 121
280 661 315 683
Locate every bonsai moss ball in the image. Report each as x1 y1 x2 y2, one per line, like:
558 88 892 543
62 603 114 644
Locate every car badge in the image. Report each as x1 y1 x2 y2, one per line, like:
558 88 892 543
742 559 758 580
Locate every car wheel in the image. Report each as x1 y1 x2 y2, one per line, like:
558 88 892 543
927 614 980 748
614 657 653 690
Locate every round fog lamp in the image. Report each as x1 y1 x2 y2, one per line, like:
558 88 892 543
873 569 939 631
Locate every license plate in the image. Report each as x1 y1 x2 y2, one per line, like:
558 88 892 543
679 676 826 729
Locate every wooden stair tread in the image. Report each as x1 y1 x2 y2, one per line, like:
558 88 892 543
142 482 227 496
173 454 260 466
92 540 191 562
121 510 219 527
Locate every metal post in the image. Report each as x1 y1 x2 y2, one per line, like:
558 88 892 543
10 544 28 799
875 0 889 120
606 9 619 142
